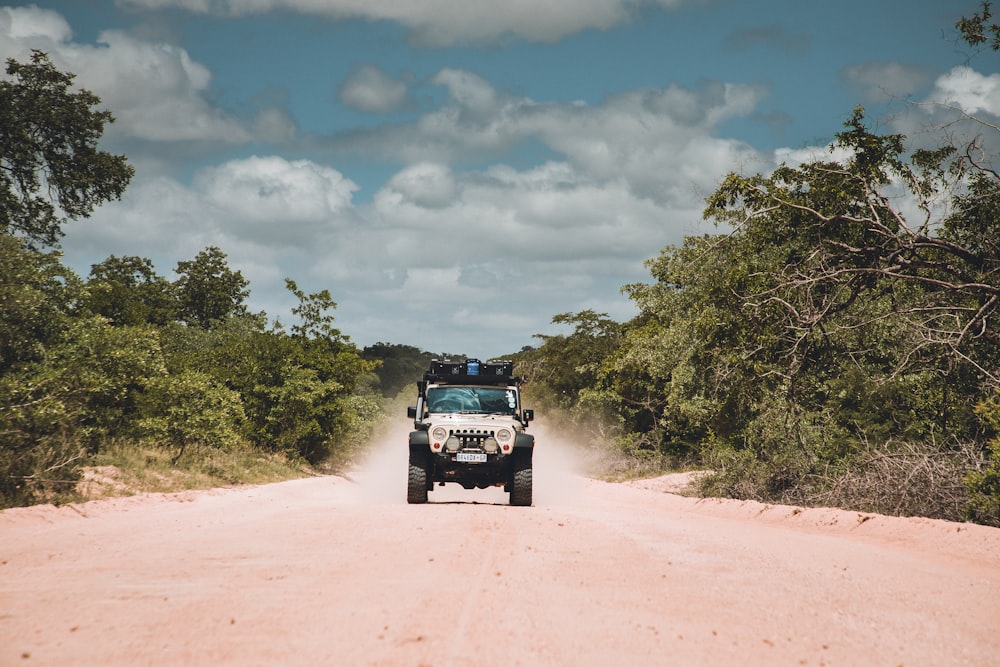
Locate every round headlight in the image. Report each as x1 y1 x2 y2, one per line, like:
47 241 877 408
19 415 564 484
496 428 512 443
432 427 448 443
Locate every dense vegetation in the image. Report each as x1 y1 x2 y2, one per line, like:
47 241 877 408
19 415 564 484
3 7 1000 526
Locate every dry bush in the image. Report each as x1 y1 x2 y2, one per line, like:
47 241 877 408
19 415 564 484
807 439 983 522
590 447 673 482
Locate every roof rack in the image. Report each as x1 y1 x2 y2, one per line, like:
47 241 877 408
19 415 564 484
424 358 520 386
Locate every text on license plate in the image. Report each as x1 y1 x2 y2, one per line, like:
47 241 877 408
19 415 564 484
456 452 487 463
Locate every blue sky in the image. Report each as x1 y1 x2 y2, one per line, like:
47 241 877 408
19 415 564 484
0 1 994 358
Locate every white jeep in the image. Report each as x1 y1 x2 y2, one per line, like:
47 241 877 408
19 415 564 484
406 359 535 505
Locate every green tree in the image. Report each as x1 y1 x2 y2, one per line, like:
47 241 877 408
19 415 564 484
279 279 380 461
527 310 623 410
87 255 176 326
137 370 247 463
284 278 376 390
617 233 774 459
613 109 996 512
174 246 250 329
157 279 379 465
703 109 999 396
957 1 1000 50
286 279 341 341
0 235 80 371
0 50 133 247
967 394 1000 525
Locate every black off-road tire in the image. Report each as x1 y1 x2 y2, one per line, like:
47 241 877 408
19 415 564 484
509 450 533 506
407 449 429 504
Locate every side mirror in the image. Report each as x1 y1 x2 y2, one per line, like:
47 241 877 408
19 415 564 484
522 409 534 423
410 396 427 426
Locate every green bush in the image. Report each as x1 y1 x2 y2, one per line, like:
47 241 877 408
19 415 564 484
137 370 247 463
967 396 1000 526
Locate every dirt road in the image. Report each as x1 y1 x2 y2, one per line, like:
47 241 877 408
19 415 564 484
2 423 999 666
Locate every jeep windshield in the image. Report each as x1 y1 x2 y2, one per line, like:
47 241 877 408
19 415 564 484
426 386 517 415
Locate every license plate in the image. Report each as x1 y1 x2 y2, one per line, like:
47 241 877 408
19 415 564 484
456 452 487 463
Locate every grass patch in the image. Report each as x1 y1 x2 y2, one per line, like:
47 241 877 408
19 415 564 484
79 442 312 500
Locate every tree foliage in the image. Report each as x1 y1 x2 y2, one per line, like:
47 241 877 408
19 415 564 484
698 109 1000 395
957 1 1000 51
138 370 246 464
87 255 176 326
174 246 250 329
0 238 388 506
0 51 133 247
0 235 80 371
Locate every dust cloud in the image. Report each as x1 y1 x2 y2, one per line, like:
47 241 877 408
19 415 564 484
348 419 412 505
527 419 591 507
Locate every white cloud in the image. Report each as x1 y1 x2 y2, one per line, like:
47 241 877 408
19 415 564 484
115 0 683 45
62 151 703 356
88 30 250 143
61 155 359 265
60 176 207 268
335 72 765 204
773 144 853 168
252 107 299 143
0 5 72 43
372 160 670 268
338 65 410 113
926 65 1000 117
526 88 762 200
881 65 1000 162
197 155 358 229
382 163 457 209
432 68 499 112
0 6 271 145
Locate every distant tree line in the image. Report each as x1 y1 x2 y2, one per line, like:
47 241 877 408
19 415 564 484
361 343 466 399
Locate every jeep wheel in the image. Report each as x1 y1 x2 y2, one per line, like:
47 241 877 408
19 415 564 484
509 450 533 506
407 449 428 504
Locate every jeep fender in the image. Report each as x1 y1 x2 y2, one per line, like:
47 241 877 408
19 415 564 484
514 432 534 449
409 430 429 453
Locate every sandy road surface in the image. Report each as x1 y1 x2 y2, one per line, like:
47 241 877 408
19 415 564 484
2 423 999 667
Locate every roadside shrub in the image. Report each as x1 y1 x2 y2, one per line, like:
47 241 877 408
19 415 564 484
137 370 247 463
966 396 1000 526
698 399 839 504
812 438 980 522
0 316 163 507
965 440 1000 527
0 426 84 508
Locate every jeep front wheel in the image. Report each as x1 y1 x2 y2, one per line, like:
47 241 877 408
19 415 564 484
407 449 428 504
509 450 533 506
